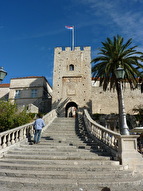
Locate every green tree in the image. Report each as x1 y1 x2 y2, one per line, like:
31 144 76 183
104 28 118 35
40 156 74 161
91 35 143 134
0 101 16 131
0 101 33 132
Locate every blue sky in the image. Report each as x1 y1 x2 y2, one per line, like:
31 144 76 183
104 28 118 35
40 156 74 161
0 0 143 86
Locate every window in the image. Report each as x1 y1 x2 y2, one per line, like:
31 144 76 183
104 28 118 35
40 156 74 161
69 64 74 71
31 89 37 98
15 90 21 99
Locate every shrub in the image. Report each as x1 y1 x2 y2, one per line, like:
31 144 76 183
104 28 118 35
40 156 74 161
0 101 34 132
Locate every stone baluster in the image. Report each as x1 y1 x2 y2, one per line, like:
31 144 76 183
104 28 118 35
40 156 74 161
96 128 98 138
109 133 112 145
19 129 23 140
111 135 115 148
2 134 7 148
11 132 15 144
16 130 19 142
7 133 11 146
89 121 92 131
102 131 105 142
106 132 109 144
99 129 102 140
95 127 98 137
17 130 20 141
96 128 99 139
23 128 27 139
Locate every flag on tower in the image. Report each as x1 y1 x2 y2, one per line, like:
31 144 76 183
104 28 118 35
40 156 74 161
65 25 75 50
65 26 74 30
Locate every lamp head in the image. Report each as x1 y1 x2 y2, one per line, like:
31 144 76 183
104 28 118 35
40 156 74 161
115 66 125 79
0 67 7 81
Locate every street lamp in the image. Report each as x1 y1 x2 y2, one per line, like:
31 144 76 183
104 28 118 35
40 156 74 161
115 66 130 135
0 67 7 82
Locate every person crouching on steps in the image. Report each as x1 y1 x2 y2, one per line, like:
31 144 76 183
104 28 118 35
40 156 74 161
33 113 45 144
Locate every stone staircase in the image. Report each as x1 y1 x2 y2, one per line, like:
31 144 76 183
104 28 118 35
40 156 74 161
0 117 143 191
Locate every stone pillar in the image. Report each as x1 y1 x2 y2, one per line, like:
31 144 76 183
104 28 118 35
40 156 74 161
118 135 143 172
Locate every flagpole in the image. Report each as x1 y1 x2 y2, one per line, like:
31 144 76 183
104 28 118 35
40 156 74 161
65 26 75 50
72 26 74 51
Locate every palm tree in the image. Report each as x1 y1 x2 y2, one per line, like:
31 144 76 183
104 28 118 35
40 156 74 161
91 35 143 134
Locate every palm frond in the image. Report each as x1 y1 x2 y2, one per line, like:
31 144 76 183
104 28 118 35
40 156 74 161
91 35 143 91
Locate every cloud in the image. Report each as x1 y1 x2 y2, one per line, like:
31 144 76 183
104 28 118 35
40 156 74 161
78 0 143 47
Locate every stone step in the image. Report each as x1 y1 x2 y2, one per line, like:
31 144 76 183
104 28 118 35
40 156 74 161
21 144 78 149
39 138 100 145
0 184 143 191
3 153 111 160
0 157 124 170
30 139 101 146
0 168 137 180
21 142 103 152
0 164 127 173
10 147 107 155
22 144 101 152
0 175 142 190
7 149 100 155
0 158 120 166
6 151 111 158
44 132 77 135
5 152 103 158
12 147 85 152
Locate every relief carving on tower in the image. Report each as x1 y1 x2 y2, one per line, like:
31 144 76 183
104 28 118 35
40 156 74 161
62 77 82 96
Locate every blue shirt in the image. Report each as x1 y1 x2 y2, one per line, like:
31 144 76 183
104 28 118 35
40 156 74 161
34 118 45 130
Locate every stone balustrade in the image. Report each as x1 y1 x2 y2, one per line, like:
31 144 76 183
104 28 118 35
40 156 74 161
0 109 57 156
83 109 120 154
83 109 143 172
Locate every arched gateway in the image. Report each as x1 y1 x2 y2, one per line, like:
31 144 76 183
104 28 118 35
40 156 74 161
65 102 78 117
52 47 92 117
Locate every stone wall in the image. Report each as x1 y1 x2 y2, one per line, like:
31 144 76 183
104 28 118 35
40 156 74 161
91 82 143 114
0 84 10 101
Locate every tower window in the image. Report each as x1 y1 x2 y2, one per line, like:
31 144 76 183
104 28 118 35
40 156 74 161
69 64 74 71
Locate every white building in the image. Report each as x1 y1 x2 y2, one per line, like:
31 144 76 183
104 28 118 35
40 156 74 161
0 76 52 114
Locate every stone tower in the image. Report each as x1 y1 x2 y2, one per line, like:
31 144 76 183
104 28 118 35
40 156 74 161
52 47 92 117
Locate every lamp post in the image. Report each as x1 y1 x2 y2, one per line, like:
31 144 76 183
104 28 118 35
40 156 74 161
115 66 130 135
0 67 7 83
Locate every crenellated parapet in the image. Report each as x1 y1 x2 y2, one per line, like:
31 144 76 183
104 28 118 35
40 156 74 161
54 46 91 53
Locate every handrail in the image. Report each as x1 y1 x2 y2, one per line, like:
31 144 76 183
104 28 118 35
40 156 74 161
83 109 121 154
0 109 57 152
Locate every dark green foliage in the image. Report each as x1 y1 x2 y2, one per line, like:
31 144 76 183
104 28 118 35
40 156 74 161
133 104 143 126
91 35 143 91
0 101 34 132
92 113 104 120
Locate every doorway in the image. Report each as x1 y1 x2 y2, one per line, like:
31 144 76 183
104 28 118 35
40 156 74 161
65 102 78 117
